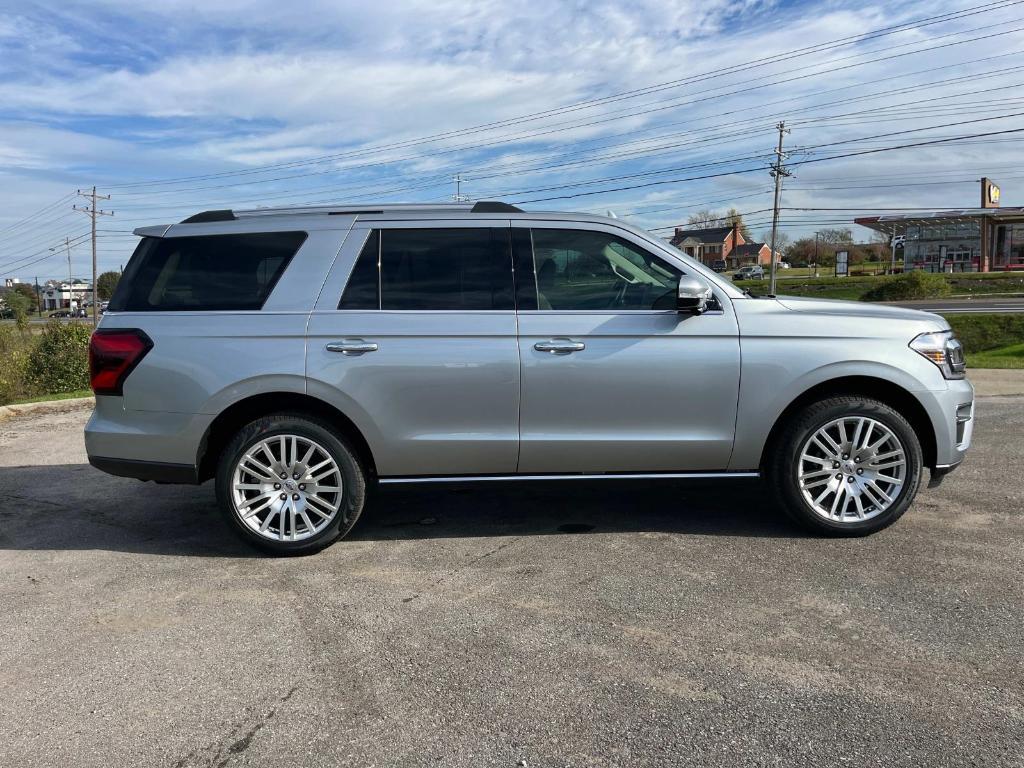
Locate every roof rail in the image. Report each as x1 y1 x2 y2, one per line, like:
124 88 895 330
180 209 237 223
187 201 525 220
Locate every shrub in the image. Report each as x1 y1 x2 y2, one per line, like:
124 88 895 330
946 314 1024 353
862 270 952 301
0 325 36 405
24 321 92 395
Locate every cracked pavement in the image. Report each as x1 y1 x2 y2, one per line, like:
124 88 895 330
0 397 1022 767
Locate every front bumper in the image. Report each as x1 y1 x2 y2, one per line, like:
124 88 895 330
920 376 974 475
928 460 962 488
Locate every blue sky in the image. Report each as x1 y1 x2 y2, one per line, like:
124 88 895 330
1 0 1023 279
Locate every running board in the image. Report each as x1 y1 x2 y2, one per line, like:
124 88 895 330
379 471 760 485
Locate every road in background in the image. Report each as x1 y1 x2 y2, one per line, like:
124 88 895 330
887 297 1024 314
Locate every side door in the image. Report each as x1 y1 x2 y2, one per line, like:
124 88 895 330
306 222 520 478
514 222 741 473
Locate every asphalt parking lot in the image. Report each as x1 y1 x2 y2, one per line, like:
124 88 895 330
1 398 1022 768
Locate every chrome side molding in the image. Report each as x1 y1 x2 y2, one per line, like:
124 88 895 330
379 471 760 485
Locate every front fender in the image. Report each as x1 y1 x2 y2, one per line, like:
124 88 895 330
729 341 944 470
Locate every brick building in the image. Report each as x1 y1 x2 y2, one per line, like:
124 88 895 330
669 225 742 266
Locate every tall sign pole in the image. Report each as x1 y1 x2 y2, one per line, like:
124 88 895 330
74 187 112 327
48 236 75 310
768 121 791 297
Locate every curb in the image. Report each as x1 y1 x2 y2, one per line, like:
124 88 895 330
0 396 95 422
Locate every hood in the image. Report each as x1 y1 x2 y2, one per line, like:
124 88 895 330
773 295 949 327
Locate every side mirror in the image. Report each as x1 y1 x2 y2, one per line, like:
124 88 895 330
676 275 712 314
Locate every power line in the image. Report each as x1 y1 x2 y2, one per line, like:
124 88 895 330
96 2 1024 192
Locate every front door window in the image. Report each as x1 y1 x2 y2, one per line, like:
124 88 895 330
530 229 680 311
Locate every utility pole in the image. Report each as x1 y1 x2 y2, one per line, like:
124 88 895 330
34 276 41 318
452 173 469 202
74 186 112 327
49 236 75 311
768 121 791 297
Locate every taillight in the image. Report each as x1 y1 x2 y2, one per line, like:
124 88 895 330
89 329 153 396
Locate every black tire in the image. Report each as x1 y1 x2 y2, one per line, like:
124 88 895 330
215 412 367 555
767 395 923 537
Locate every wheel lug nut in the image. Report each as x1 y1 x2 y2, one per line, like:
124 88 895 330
842 454 849 460
279 493 287 500
292 494 300 501
833 461 840 468
280 473 287 480
274 483 280 490
293 473 299 480
857 468 863 475
847 476 855 483
854 457 861 463
298 484 305 491
835 473 843 479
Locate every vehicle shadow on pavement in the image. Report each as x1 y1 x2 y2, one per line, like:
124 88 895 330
0 466 801 557
357 479 802 542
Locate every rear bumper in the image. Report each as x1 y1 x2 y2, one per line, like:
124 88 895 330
88 455 199 484
84 396 213 482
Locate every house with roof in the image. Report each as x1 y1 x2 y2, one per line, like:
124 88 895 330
728 241 775 268
42 279 91 311
669 225 743 266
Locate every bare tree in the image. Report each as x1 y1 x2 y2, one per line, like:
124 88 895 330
817 227 854 245
761 229 790 250
686 209 721 229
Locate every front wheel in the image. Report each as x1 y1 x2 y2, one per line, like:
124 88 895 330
215 413 367 555
768 396 923 536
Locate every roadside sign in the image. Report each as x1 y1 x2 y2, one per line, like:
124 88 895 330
835 250 849 277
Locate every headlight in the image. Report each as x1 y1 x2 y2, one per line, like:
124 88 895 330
910 330 966 379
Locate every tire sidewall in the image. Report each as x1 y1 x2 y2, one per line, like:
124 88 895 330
776 398 923 536
215 414 366 555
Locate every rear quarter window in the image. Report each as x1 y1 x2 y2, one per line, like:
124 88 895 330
108 231 307 312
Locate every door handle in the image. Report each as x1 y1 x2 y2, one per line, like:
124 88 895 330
534 338 585 354
326 339 378 355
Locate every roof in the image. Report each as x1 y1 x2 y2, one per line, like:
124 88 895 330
855 206 1024 232
670 225 735 244
133 203 631 238
179 200 523 223
731 242 768 256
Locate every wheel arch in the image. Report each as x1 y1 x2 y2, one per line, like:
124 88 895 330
759 375 937 472
196 392 378 483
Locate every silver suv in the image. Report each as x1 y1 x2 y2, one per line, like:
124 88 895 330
86 202 973 554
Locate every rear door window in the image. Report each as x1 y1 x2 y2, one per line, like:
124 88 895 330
109 231 306 311
338 228 513 311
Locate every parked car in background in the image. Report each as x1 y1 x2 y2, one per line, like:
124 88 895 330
778 261 791 269
87 201 973 554
711 259 727 273
48 309 72 318
733 265 765 281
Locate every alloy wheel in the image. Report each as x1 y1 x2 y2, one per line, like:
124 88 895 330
797 416 907 523
231 434 344 541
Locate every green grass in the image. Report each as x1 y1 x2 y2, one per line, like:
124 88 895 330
967 343 1024 369
736 270 1024 301
8 389 93 405
943 315 1024 369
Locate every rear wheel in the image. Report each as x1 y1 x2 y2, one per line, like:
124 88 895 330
768 396 923 536
215 413 366 555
